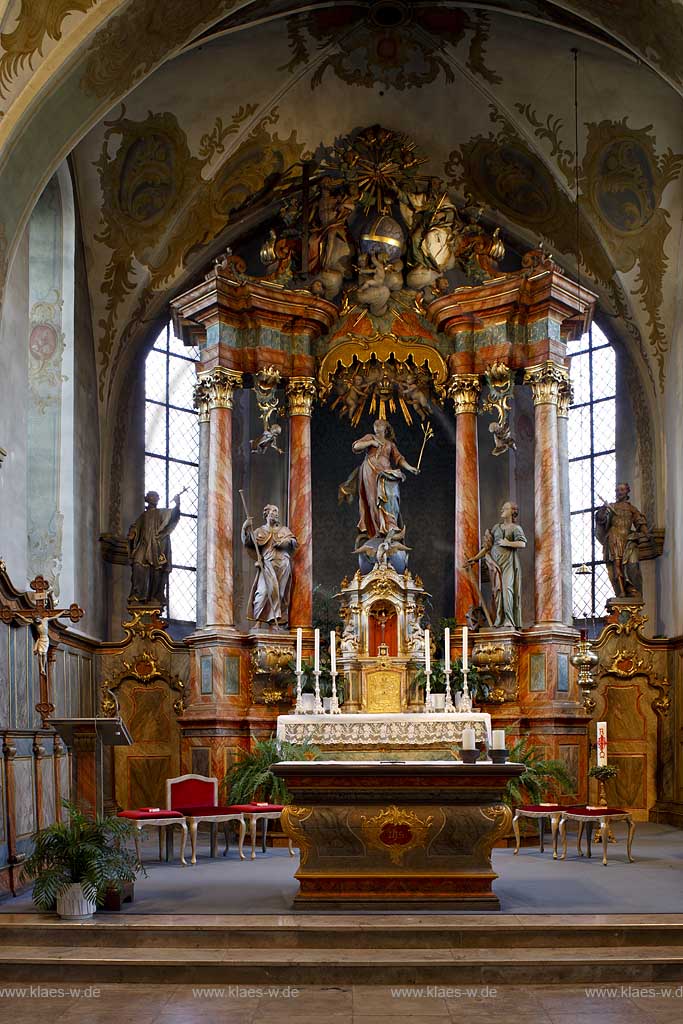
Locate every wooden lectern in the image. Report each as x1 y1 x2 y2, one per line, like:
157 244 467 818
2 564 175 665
51 718 133 817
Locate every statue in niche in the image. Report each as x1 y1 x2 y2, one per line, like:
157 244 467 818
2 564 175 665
341 419 419 540
250 366 284 456
242 504 297 628
127 491 181 608
595 482 649 601
467 501 527 629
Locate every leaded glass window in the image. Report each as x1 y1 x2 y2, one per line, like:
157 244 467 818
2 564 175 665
567 322 616 625
144 323 199 622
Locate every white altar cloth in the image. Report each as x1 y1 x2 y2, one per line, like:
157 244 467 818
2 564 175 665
276 712 491 751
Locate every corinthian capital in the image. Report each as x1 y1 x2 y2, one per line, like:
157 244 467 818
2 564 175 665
524 361 567 407
198 367 243 410
287 377 317 417
447 373 481 416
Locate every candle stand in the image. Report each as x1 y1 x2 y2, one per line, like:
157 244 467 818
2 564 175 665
295 671 304 714
328 671 341 714
460 666 473 713
313 670 323 714
423 669 433 712
489 747 509 765
444 667 456 713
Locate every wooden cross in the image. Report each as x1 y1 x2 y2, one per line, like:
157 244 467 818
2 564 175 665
0 575 84 726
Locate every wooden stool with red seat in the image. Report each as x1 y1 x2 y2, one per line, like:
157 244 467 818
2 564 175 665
117 808 188 866
558 806 636 865
226 803 295 860
512 804 565 858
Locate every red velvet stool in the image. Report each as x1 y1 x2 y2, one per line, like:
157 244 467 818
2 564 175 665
228 803 294 860
512 804 565 858
166 774 246 865
118 809 188 866
558 806 636 865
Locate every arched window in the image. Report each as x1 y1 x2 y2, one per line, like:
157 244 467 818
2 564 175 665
144 323 199 622
567 322 616 625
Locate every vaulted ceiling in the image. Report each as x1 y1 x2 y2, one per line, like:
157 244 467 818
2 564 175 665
1 0 683 422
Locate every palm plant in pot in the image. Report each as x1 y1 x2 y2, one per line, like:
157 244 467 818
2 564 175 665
20 801 141 919
504 738 575 806
224 737 321 806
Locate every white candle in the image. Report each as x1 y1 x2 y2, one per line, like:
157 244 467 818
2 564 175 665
444 627 450 673
492 729 506 749
330 630 336 674
296 627 302 674
424 628 430 674
314 628 320 673
462 626 468 672
596 721 608 766
462 727 476 750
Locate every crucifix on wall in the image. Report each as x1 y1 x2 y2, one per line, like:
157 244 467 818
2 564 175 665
0 575 84 727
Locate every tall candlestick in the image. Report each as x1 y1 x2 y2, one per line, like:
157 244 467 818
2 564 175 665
444 627 450 673
314 628 320 673
330 630 336 674
462 625 468 672
596 721 608 766
296 627 302 674
424 628 430 674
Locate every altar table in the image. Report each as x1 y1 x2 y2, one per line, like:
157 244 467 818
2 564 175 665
276 712 491 760
273 759 524 909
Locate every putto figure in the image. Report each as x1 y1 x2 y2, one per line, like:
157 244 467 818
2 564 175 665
242 504 297 627
468 501 527 629
595 482 649 600
127 491 181 609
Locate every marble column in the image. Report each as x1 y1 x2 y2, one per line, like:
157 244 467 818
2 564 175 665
557 376 574 625
286 377 317 628
448 374 481 623
201 368 243 627
525 362 566 625
193 378 211 628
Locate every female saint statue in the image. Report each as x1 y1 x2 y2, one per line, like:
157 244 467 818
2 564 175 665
342 419 419 539
468 501 527 629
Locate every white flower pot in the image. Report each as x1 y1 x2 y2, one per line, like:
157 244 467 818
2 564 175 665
300 693 316 713
431 693 446 711
56 882 96 920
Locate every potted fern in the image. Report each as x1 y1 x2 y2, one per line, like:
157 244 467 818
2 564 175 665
20 801 141 919
504 738 574 807
224 737 320 806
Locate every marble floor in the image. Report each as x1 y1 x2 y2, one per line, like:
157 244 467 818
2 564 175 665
0 982 682 1023
2 821 680 916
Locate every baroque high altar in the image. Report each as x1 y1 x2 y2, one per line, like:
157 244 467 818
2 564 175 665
165 126 595 783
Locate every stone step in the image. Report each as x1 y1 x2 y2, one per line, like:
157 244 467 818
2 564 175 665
1 914 683 950
0 943 682 985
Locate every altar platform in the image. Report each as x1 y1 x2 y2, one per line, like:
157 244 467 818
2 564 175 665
276 711 491 760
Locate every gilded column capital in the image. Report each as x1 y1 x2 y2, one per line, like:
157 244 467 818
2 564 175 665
287 377 317 417
447 373 481 416
524 361 567 407
557 375 574 419
199 367 243 410
193 378 212 422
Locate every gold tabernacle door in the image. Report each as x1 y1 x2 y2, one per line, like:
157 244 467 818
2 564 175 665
365 668 403 713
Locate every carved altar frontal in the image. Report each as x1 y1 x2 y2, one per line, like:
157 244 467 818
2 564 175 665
274 760 524 909
277 711 491 760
